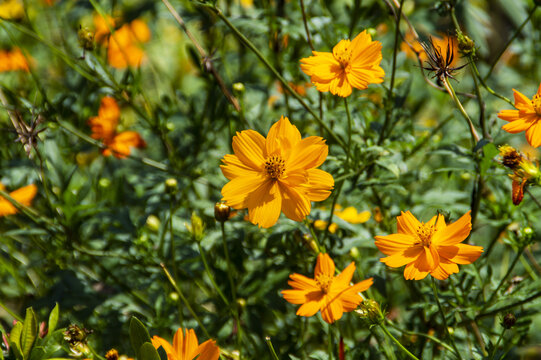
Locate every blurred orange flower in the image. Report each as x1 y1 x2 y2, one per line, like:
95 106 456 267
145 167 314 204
0 48 29 72
0 183 37 217
151 328 219 360
220 116 334 228
282 253 373 323
88 96 146 158
300 30 384 97
93 15 151 69
498 83 541 148
375 211 483 280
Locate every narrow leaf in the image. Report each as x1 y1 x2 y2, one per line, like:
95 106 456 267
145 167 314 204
139 343 160 360
47 304 59 335
9 322 24 360
129 317 151 358
21 308 37 360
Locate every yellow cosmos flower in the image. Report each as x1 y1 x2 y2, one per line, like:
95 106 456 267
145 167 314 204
300 30 384 97
0 183 37 217
281 253 373 324
220 116 334 228
151 328 219 360
314 205 370 233
498 83 541 147
374 211 483 280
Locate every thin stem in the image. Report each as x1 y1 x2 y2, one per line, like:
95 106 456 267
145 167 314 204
489 327 506 360
197 242 229 305
484 6 538 80
487 246 526 305
220 221 243 351
299 0 314 50
379 0 404 145
469 61 513 106
387 320 455 353
378 322 420 360
344 97 353 164
204 4 346 149
474 289 541 321
160 263 211 339
525 188 541 210
304 218 322 253
0 301 23 322
265 337 280 360
430 278 463 360
442 77 480 144
327 323 333 360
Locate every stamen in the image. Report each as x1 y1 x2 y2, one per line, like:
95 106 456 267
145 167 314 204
415 224 435 247
265 155 285 180
333 40 352 68
315 273 333 294
532 94 541 116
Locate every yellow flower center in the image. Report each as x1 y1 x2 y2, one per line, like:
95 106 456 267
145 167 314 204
333 39 352 68
532 93 541 116
265 155 285 180
416 223 434 247
315 273 333 294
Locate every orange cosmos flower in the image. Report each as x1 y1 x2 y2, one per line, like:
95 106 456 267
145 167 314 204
88 96 146 158
300 30 384 97
281 253 373 324
220 116 334 228
498 84 541 148
107 20 151 69
0 183 37 217
151 328 219 360
375 211 483 280
0 48 30 72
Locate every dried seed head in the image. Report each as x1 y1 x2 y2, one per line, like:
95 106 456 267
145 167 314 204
502 313 516 329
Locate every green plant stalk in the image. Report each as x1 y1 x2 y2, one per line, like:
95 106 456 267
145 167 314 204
265 337 280 360
474 289 541 321
327 323 333 360
430 278 463 360
323 179 344 241
220 222 243 353
489 327 506 360
0 301 23 322
160 263 211 339
484 5 539 81
469 61 513 106
204 4 346 150
197 242 230 306
379 0 404 145
487 245 526 305
344 98 353 165
379 322 420 360
303 218 322 253
442 77 480 144
387 320 455 353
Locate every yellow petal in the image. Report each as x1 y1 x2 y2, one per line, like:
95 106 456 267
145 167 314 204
265 116 301 157
246 181 282 228
432 211 471 246
197 340 220 360
287 136 328 171
438 243 483 265
304 169 334 202
221 174 266 209
220 154 260 180
315 253 335 277
279 183 311 222
232 129 266 170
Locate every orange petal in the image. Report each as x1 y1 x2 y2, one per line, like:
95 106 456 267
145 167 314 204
380 245 423 268
431 211 471 246
396 211 422 235
279 183 311 222
315 253 335 277
296 299 323 317
430 259 459 280
498 109 520 123
303 169 334 202
246 181 282 228
438 243 483 265
265 116 301 156
10 184 37 207
403 262 429 280
221 174 267 209
525 121 541 147
196 339 220 360
220 154 260 179
287 136 328 171
232 130 266 170
320 297 344 323
334 262 356 287
286 273 319 291
513 89 535 110
374 233 417 256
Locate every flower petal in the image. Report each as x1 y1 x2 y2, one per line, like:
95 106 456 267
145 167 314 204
279 182 311 222
380 245 423 268
286 273 319 291
303 169 334 202
232 129 266 170
431 211 471 246
246 181 282 228
334 262 355 287
287 136 328 171
430 258 459 280
438 243 483 264
266 116 301 156
396 211 422 235
403 262 429 280
221 174 267 209
375 233 417 256
197 339 220 360
220 154 260 180
525 121 541 147
315 253 335 277
320 297 344 323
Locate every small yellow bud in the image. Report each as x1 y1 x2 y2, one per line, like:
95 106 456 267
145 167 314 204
309 240 319 253
349 246 360 258
214 202 231 222
99 178 111 188
232 82 245 93
236 298 247 308
169 292 179 301
457 32 476 57
187 213 204 242
146 215 161 232
78 26 95 51
165 178 178 193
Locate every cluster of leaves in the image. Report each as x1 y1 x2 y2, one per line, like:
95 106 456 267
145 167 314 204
1 0 541 359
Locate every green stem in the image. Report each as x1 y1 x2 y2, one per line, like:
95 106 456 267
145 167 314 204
265 337 280 360
204 4 346 149
160 263 211 339
430 277 463 360
487 246 525 305
327 323 333 360
484 6 538 81
469 61 513 107
0 301 23 322
344 98 353 165
489 327 506 360
442 77 480 145
304 218 322 253
387 321 455 353
197 242 230 305
378 322 420 360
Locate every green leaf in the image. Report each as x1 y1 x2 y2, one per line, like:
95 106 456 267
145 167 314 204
9 322 24 360
129 317 151 358
480 142 499 176
138 343 160 360
47 304 60 335
21 308 37 360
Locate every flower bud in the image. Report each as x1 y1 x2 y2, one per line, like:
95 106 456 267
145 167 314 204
78 26 95 51
236 298 246 308
146 215 161 232
502 313 516 329
187 212 204 242
356 299 383 325
165 178 178 194
457 32 476 57
232 82 245 94
105 349 119 360
349 246 360 258
214 202 231 222
169 292 179 301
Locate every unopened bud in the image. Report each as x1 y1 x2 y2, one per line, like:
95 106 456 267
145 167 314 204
169 292 179 301
146 215 161 232
356 299 383 325
232 82 245 93
165 178 178 194
349 246 360 258
502 313 516 329
187 213 204 242
457 32 476 57
214 202 231 222
236 298 246 308
309 240 319 253
78 26 95 51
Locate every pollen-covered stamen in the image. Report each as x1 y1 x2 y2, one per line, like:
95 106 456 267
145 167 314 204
265 155 285 180
315 273 333 294
333 39 352 68
415 224 435 247
532 93 541 116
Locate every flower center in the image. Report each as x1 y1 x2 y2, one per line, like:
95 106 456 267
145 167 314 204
315 273 333 294
416 223 434 247
333 39 352 68
265 155 285 180
532 93 541 116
